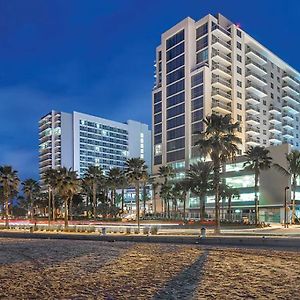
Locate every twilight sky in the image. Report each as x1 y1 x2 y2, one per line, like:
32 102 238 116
0 0 299 180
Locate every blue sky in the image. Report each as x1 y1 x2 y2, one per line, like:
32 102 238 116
0 0 299 180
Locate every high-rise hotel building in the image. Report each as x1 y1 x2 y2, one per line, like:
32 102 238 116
39 111 151 184
152 13 300 176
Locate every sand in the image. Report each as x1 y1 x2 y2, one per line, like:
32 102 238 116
0 238 299 299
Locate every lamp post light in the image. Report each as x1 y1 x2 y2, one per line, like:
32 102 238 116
284 186 290 228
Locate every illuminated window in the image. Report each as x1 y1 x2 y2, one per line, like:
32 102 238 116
155 144 162 155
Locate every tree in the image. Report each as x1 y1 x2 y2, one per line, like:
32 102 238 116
244 146 272 225
43 168 58 221
151 181 160 214
196 114 241 233
159 183 172 219
141 171 150 216
159 165 175 217
107 167 122 205
119 172 128 213
83 166 104 221
22 179 40 221
0 166 20 227
56 167 81 228
274 150 300 224
219 184 240 222
172 180 190 221
186 161 213 221
125 158 148 230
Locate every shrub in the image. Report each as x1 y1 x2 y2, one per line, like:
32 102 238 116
150 226 159 235
126 227 131 235
143 227 150 235
134 228 140 234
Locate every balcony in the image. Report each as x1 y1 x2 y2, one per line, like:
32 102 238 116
269 114 281 124
211 63 231 79
246 104 260 115
211 76 231 91
282 101 299 115
246 71 267 86
282 83 299 96
212 88 232 103
211 24 231 41
246 115 260 125
212 37 231 54
212 50 231 67
246 59 267 76
246 93 260 105
283 72 300 86
282 121 293 130
246 47 268 65
246 137 260 147
269 105 281 115
269 134 281 143
283 130 294 138
283 92 299 106
269 125 281 134
212 100 232 114
246 126 260 135
282 113 294 121
246 82 267 97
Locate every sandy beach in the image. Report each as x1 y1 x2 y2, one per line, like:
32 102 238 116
0 238 299 299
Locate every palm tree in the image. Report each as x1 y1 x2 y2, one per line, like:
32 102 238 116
119 172 128 213
141 171 150 216
244 146 272 225
56 167 81 228
172 180 190 221
219 184 240 222
159 183 172 219
22 179 40 221
0 166 20 227
196 114 241 233
124 158 148 230
152 181 159 214
186 161 213 221
83 166 104 221
43 168 58 221
274 150 300 224
107 167 122 205
159 165 174 217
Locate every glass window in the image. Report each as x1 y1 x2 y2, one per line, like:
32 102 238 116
154 134 162 144
196 36 208 52
167 79 185 97
192 122 203 134
167 91 185 108
225 162 245 172
154 113 162 124
166 67 185 85
154 124 162 134
167 149 185 162
191 72 203 87
237 41 242 50
166 30 185 50
166 54 184 73
154 155 162 165
237 29 242 37
155 144 162 155
167 103 185 119
196 49 208 64
153 91 162 104
237 66 242 75
191 85 203 99
192 109 203 122
167 138 185 151
192 97 203 111
226 175 256 188
154 102 162 114
166 42 185 61
196 23 208 39
167 126 185 140
167 114 185 130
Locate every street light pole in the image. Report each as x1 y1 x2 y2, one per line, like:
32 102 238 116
284 186 290 228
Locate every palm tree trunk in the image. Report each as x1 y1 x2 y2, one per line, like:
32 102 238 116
183 195 186 221
143 184 146 216
121 188 125 213
52 191 56 221
135 183 140 231
93 183 97 221
254 171 259 226
64 197 69 228
4 185 9 228
292 176 296 224
48 187 51 226
228 196 232 222
69 196 73 221
30 192 33 222
214 160 221 234
200 194 205 222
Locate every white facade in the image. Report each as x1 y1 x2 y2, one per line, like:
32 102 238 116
39 111 151 183
152 13 300 174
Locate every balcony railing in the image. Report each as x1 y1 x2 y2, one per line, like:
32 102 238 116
212 63 231 75
246 93 260 104
212 37 231 51
245 59 267 73
283 72 300 85
246 47 267 63
212 88 232 100
246 71 267 84
211 24 231 37
283 92 299 104
211 76 231 88
246 82 267 94
212 50 231 63
269 105 281 114
246 126 260 134
212 101 232 112
246 115 260 123
283 83 300 94
246 105 260 113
